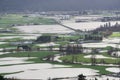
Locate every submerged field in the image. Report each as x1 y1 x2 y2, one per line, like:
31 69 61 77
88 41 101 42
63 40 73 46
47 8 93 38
0 14 120 79
0 51 112 74
60 53 120 64
15 25 73 33
0 51 119 80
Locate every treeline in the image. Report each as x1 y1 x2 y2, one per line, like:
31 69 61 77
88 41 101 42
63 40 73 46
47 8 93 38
0 75 18 80
84 34 103 41
93 22 120 32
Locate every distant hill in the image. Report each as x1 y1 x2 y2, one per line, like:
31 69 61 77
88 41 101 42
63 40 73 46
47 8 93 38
0 0 120 12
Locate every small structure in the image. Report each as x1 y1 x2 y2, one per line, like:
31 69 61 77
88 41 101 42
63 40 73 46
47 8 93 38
60 44 83 54
17 45 31 51
111 51 120 57
0 28 12 33
78 74 86 80
91 54 96 66
35 35 59 43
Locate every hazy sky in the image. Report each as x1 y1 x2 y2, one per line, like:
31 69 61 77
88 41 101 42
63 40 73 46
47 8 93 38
0 0 120 12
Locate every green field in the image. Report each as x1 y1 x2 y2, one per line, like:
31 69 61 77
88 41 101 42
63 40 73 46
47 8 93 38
109 32 120 37
0 51 115 74
71 64 110 75
0 14 57 28
0 51 59 63
60 53 120 64
0 43 12 48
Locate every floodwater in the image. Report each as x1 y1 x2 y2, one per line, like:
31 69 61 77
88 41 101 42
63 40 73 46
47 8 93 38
36 42 59 47
81 38 120 48
84 55 116 59
5 67 98 79
0 42 7 44
81 42 119 48
0 36 38 40
62 21 120 31
14 21 120 34
1 19 120 79
0 57 98 79
106 67 120 73
15 25 74 33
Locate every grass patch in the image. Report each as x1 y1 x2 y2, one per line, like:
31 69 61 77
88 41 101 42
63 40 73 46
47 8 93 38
71 64 111 75
0 51 115 75
0 51 58 58
58 35 83 41
60 54 120 64
3 38 22 42
0 14 57 28
0 34 28 37
109 32 120 37
0 43 12 48
48 62 111 75
0 71 24 76
56 41 69 46
0 51 59 63
0 63 33 67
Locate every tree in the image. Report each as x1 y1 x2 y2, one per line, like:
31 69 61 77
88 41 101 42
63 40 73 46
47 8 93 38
117 60 120 74
0 75 5 80
100 59 106 64
35 35 51 43
92 48 99 54
71 55 75 63
95 77 98 80
91 55 96 66
106 46 114 55
78 74 86 80
59 45 63 52
49 45 53 51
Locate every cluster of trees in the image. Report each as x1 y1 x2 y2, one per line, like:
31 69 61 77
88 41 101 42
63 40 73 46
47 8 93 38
45 55 55 61
84 34 103 41
0 75 5 80
35 35 59 43
17 45 31 51
59 44 83 63
0 75 18 80
106 46 120 57
59 44 83 54
93 22 120 37
35 36 51 43
78 74 86 80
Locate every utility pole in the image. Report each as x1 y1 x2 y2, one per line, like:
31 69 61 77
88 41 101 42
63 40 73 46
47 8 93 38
115 41 120 76
91 48 96 66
